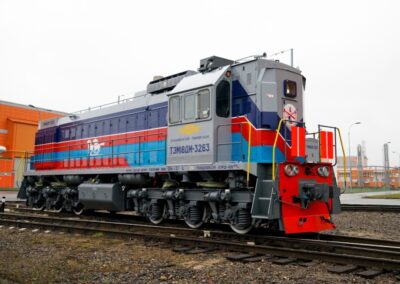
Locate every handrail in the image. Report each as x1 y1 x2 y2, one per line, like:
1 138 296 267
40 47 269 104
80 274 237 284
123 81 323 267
73 96 138 114
336 128 347 192
272 119 284 181
246 121 252 186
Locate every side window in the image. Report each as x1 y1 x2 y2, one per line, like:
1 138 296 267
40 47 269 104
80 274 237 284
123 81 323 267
216 80 230 117
197 89 210 119
169 96 180 124
184 94 195 120
284 80 297 98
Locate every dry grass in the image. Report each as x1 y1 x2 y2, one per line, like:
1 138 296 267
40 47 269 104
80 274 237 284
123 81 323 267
365 193 400 199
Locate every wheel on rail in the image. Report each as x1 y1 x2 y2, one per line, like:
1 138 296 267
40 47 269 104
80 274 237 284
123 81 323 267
229 208 253 234
33 202 45 211
184 205 207 229
53 203 63 213
229 222 253 234
72 203 84 215
148 203 167 225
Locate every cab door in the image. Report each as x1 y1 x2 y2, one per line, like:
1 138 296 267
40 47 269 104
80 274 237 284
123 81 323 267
214 79 232 162
167 88 214 165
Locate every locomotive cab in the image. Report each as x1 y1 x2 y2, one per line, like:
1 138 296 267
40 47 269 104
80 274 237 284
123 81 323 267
167 62 233 165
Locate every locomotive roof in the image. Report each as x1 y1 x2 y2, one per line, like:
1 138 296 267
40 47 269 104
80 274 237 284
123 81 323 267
168 66 230 96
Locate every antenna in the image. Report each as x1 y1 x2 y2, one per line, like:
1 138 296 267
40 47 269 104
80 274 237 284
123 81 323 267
268 48 294 67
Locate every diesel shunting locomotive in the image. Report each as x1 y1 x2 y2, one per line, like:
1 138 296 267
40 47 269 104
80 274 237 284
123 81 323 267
18 54 344 234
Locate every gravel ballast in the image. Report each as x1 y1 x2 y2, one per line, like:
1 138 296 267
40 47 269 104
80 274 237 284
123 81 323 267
0 211 399 283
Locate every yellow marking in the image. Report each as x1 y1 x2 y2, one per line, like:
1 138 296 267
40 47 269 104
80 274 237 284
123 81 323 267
179 124 201 135
272 119 284 181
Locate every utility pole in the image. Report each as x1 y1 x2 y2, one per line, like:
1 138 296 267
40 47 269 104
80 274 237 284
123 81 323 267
383 142 391 189
357 144 363 187
348 122 361 190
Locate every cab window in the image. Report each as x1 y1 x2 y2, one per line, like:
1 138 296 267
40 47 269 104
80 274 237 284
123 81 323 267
197 89 210 119
284 80 297 98
169 96 180 123
184 94 195 120
216 80 230 117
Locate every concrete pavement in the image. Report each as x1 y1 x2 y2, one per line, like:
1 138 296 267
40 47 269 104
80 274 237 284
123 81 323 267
340 190 400 205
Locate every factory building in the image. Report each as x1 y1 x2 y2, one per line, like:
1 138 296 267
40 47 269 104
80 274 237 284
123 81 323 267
0 100 65 189
336 142 400 189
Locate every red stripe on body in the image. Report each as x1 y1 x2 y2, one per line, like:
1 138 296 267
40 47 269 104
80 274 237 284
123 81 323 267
34 128 167 154
34 157 129 170
231 116 291 157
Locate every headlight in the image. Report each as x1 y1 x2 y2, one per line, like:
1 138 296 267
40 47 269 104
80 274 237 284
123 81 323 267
317 166 330 177
284 164 299 177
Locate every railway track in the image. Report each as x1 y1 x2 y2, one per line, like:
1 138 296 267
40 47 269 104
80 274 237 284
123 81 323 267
1 211 400 272
7 201 400 212
341 204 400 212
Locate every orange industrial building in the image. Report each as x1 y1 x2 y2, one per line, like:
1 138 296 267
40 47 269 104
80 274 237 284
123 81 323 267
336 156 400 189
0 100 65 189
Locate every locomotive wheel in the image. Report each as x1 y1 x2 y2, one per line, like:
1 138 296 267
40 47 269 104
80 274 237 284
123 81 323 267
53 203 63 213
148 203 166 225
72 203 84 215
33 202 45 211
229 222 253 234
229 208 253 234
184 206 207 229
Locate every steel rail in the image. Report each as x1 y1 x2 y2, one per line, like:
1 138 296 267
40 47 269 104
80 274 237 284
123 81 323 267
8 207 400 250
341 204 400 212
1 212 400 270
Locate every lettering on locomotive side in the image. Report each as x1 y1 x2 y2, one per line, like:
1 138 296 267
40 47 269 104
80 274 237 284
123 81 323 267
169 143 210 155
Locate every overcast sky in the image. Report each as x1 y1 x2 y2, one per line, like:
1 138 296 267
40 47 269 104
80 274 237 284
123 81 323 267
1 0 399 166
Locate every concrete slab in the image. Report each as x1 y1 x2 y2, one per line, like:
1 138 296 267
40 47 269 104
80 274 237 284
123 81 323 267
356 269 384 279
226 254 255 261
328 264 358 274
0 190 23 202
340 190 400 205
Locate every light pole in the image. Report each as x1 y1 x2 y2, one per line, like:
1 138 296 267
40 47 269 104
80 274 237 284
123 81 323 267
384 142 391 189
348 122 361 190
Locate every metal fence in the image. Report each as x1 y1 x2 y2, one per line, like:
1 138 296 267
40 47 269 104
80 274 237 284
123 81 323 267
336 166 400 189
